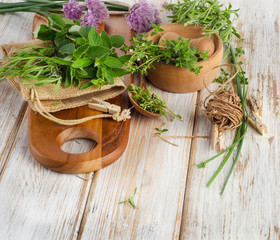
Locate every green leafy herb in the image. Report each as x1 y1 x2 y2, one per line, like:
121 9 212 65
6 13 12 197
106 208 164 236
0 14 130 91
155 127 168 135
121 25 209 76
166 0 241 44
119 187 138 209
127 84 182 121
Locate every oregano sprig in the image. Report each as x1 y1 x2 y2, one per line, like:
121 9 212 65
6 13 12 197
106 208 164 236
122 25 209 76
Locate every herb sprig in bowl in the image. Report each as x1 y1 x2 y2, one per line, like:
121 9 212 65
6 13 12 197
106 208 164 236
127 83 182 120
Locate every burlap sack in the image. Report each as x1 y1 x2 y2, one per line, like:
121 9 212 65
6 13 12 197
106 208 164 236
0 39 126 113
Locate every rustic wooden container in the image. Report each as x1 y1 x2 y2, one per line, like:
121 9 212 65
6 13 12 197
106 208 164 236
146 23 223 93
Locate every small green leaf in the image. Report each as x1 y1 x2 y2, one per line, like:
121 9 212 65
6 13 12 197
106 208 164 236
64 66 71 88
50 14 65 29
103 56 122 68
73 44 90 59
33 24 55 41
79 25 92 38
86 46 111 58
113 68 129 77
59 43 75 55
101 31 112 48
68 25 81 35
52 57 73 65
118 55 131 64
110 35 125 48
76 38 86 45
80 81 94 89
88 25 102 46
53 79 62 92
72 58 95 68
128 197 136 209
101 65 114 84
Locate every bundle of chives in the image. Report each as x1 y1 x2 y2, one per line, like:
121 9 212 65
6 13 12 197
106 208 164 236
0 0 129 16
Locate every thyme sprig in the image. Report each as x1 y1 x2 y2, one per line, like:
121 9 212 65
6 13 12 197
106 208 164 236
166 0 241 44
127 84 182 121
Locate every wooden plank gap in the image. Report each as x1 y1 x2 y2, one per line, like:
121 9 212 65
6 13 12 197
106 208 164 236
76 171 99 240
178 90 202 240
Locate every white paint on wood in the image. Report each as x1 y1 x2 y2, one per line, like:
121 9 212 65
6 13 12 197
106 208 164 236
0 0 280 239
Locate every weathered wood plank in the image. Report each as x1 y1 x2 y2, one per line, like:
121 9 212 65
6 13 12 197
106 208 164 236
0 12 35 172
180 0 280 239
0 118 96 239
77 89 197 239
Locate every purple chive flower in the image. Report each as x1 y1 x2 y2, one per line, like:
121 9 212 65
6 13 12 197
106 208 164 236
127 0 161 33
62 0 84 20
81 0 109 29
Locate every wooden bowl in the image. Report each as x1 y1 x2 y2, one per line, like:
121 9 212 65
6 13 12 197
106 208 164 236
146 23 223 93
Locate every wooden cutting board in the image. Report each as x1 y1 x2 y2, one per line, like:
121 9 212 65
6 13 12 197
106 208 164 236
28 13 133 174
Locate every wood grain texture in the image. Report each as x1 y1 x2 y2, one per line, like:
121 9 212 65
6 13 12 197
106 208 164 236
0 0 279 239
180 0 280 239
0 12 35 173
0 119 95 239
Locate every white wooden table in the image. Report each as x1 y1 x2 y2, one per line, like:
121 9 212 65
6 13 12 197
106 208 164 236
0 0 279 239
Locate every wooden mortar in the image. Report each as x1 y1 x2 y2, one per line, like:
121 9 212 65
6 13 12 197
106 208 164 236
146 23 223 93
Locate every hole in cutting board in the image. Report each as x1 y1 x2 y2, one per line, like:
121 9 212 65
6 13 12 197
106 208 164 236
60 138 97 154
56 127 100 154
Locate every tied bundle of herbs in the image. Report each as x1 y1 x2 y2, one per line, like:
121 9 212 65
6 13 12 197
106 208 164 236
167 0 249 194
0 14 130 91
122 25 209 76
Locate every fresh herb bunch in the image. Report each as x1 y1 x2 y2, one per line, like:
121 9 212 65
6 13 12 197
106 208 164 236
127 83 182 121
122 24 209 76
166 0 241 44
0 0 129 16
0 14 130 90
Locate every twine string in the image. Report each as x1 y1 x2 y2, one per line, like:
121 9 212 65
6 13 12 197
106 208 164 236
202 64 243 133
31 87 131 126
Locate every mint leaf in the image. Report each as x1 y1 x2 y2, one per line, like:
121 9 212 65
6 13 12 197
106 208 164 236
118 55 131 64
88 25 102 46
33 24 55 41
101 65 114 84
73 44 90 59
110 35 125 48
113 68 129 77
86 46 111 58
79 25 91 38
103 56 122 68
72 58 94 68
101 31 112 48
58 43 75 55
50 14 65 29
68 25 81 35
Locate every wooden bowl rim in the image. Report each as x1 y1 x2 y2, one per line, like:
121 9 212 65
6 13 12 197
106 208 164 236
146 22 223 66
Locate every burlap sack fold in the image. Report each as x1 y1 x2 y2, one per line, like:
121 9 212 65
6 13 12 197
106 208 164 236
0 39 126 113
